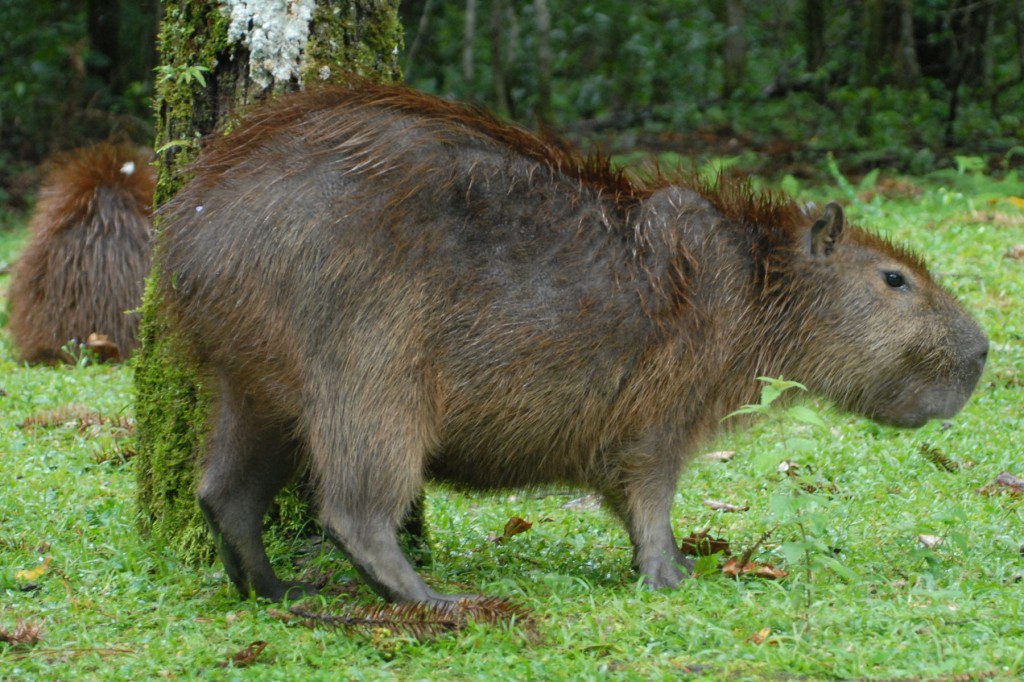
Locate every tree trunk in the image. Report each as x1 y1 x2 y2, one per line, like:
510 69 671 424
717 0 746 99
404 0 437 80
897 0 920 87
86 0 120 89
134 0 403 564
534 0 552 125
804 0 825 73
489 0 510 116
464 0 477 85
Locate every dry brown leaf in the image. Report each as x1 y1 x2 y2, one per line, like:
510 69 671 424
722 557 788 579
1006 244 1024 260
502 516 533 539
702 450 736 462
219 641 268 668
858 177 922 203
778 460 800 475
748 626 774 645
0 619 44 646
978 471 1024 496
702 499 749 513
680 529 731 557
964 210 1024 227
85 332 122 362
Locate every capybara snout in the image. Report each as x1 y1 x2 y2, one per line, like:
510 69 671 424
158 82 986 605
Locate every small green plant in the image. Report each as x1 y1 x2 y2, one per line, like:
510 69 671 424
156 63 210 87
59 339 99 368
725 377 826 467
727 377 855 618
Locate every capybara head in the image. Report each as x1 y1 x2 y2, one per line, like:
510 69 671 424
757 201 987 428
8 142 154 364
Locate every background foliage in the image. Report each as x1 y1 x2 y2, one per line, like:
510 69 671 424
401 0 1024 172
2 0 1023 214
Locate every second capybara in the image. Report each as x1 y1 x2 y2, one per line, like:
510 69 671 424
8 143 155 364
156 82 987 605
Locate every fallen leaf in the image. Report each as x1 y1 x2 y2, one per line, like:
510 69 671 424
502 516 532 540
778 460 800 474
858 177 922 203
702 499 749 513
680 529 731 557
703 450 736 462
1005 196 1024 209
1005 245 1024 261
722 557 788 580
749 627 773 645
978 471 1024 496
0 619 44 646
964 211 1024 227
219 641 268 668
85 333 121 362
918 534 944 549
15 557 51 582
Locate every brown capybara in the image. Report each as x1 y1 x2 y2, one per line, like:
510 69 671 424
157 82 987 605
8 143 154 364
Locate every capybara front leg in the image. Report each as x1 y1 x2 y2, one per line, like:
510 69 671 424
606 452 692 589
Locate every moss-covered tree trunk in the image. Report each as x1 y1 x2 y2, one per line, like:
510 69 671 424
135 0 403 563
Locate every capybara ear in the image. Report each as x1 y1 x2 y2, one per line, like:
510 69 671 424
809 202 844 256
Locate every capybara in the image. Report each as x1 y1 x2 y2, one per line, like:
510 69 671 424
8 143 155 364
157 82 987 605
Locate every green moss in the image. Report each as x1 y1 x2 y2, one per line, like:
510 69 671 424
306 0 403 83
151 2 231 204
135 0 405 566
132 265 213 562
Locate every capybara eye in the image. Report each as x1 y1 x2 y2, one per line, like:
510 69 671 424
884 271 906 288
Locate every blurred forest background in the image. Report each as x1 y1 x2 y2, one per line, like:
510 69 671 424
1 0 1023 213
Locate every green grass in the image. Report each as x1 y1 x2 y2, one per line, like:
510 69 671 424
2 169 1023 681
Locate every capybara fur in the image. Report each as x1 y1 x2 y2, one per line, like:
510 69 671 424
157 82 988 605
8 143 154 364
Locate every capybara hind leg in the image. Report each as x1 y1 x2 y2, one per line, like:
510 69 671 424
199 383 310 601
321 509 466 605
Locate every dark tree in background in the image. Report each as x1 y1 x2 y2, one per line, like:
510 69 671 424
0 0 158 206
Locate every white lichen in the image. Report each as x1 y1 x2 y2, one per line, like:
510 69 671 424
221 0 316 89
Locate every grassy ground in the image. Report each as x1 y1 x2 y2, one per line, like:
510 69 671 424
1 166 1023 681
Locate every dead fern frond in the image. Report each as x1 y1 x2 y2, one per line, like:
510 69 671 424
919 443 959 472
19 404 93 430
280 597 532 641
19 404 135 436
